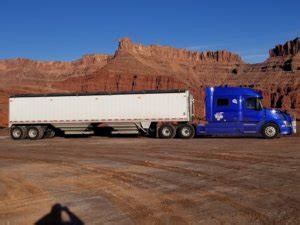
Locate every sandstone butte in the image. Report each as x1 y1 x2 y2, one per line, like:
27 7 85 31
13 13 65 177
0 37 299 127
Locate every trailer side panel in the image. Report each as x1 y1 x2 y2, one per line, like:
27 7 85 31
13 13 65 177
9 91 192 126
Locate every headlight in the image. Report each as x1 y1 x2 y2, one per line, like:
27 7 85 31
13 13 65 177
282 121 290 127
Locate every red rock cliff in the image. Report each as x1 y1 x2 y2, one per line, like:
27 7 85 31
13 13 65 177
269 37 300 57
118 37 242 63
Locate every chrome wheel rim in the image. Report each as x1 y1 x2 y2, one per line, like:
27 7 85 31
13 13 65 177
162 127 171 137
28 129 38 138
181 127 191 137
12 129 21 138
265 126 276 137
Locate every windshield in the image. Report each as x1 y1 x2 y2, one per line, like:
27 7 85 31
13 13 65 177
246 97 263 111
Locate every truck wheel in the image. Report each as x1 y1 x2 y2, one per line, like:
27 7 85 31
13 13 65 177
44 128 55 138
10 126 27 140
27 126 44 140
177 124 195 139
20 126 28 139
158 124 176 139
261 123 279 139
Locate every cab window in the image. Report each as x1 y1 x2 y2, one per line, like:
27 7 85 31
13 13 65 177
217 98 229 106
246 98 263 110
246 98 256 109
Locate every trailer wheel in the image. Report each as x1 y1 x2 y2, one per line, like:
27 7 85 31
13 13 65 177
10 126 27 140
158 124 176 139
44 128 55 138
27 126 44 140
177 124 195 139
261 123 279 139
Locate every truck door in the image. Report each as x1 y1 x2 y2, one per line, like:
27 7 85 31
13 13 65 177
206 95 241 135
242 97 264 134
212 96 240 122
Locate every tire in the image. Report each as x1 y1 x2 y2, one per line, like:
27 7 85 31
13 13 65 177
27 126 44 140
261 123 279 139
44 128 55 138
10 126 27 140
177 124 195 139
158 124 176 139
20 126 28 139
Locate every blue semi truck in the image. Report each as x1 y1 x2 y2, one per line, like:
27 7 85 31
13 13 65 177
9 86 296 140
195 87 296 138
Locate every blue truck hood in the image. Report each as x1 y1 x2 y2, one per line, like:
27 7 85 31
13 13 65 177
264 108 292 122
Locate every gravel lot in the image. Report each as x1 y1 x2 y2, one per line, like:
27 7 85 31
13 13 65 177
0 129 299 225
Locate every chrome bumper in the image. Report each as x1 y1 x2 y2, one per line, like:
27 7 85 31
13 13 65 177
292 119 297 134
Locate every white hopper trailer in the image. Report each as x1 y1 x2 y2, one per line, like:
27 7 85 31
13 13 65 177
9 90 195 140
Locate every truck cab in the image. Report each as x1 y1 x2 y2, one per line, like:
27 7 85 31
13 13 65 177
196 87 296 138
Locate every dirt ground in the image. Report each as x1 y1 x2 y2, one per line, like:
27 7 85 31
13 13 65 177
0 129 299 225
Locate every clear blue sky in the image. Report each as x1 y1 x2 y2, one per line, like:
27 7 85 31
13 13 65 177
0 0 299 63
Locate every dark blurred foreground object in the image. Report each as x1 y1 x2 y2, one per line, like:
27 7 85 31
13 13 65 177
35 203 84 225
